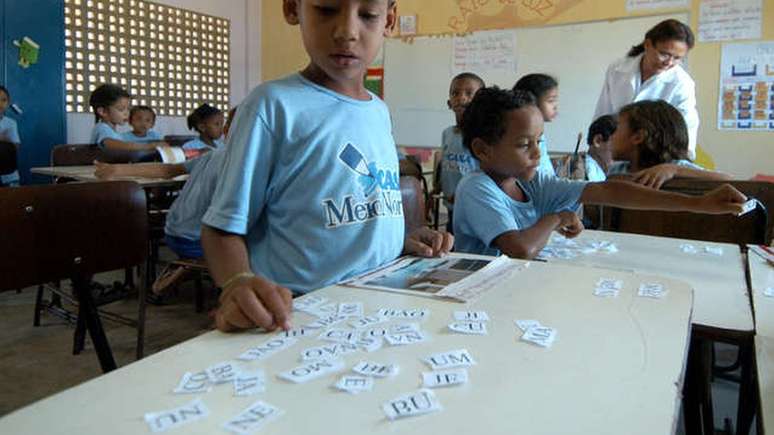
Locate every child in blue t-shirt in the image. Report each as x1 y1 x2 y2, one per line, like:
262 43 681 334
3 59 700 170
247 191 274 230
452 87 747 258
555 114 617 182
89 84 167 153
436 72 484 233
513 74 559 177
201 0 452 333
605 100 731 189
0 85 21 186
182 104 225 160
121 106 163 144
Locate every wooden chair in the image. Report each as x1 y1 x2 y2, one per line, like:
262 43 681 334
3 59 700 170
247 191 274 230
0 181 148 372
0 141 18 181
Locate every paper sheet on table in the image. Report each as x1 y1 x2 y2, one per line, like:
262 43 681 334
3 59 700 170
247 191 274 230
156 145 186 163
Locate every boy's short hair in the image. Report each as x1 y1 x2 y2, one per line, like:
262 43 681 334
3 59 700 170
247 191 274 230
512 73 558 100
461 86 537 153
0 85 9 100
619 100 689 167
89 84 131 122
450 72 485 93
129 105 156 122
187 103 222 131
587 114 617 146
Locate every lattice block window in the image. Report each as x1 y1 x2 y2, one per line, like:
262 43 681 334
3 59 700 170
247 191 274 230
65 0 230 116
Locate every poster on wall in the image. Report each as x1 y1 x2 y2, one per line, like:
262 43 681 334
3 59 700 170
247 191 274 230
452 29 517 75
698 0 762 42
717 41 774 131
625 0 688 11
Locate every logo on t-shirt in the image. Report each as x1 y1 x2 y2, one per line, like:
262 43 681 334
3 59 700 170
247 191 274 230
322 143 403 228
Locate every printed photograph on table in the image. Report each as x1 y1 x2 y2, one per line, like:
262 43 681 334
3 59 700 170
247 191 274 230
718 41 774 131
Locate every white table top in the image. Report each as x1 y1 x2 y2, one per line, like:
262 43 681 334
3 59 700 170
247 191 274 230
31 165 188 188
757 336 774 432
748 248 774 338
544 230 752 332
0 260 693 435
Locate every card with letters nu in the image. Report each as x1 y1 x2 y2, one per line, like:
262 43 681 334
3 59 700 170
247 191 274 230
343 253 520 302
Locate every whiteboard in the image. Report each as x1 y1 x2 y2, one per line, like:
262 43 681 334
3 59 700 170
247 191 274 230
384 13 689 151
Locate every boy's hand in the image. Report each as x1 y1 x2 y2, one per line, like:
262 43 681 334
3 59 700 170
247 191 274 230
556 210 584 238
404 227 454 257
632 164 677 189
93 160 116 179
696 184 747 215
215 274 293 333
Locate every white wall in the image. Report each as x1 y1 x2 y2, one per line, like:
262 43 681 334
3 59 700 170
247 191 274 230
67 0 261 143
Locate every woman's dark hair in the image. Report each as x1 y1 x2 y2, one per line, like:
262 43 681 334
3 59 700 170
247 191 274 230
129 105 156 122
0 85 10 100
89 84 131 122
587 114 618 146
461 86 537 157
628 19 694 57
187 103 222 132
619 100 688 168
512 73 558 101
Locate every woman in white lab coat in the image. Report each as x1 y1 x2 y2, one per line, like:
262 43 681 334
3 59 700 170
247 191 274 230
594 19 699 160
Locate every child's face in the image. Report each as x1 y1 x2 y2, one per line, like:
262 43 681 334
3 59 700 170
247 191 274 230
0 91 9 114
198 113 225 140
643 38 688 76
447 78 482 125
129 110 155 135
590 134 614 164
98 97 131 126
474 106 544 181
285 0 396 92
537 87 559 122
610 114 641 160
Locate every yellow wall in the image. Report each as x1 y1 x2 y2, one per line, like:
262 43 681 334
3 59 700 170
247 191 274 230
261 0 774 178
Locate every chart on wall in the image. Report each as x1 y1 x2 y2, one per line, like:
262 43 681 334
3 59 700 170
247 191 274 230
718 41 774 131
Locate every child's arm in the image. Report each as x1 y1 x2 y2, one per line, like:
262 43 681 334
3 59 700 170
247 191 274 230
631 163 732 189
94 160 188 179
102 138 167 152
493 210 583 259
201 225 292 333
580 180 746 214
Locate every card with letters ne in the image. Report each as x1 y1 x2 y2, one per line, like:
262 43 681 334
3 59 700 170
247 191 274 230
383 389 443 420
223 400 284 435
144 399 210 433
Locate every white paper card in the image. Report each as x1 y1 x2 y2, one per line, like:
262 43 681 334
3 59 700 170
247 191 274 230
338 302 364 318
356 335 383 352
352 360 399 378
699 0 762 42
173 371 211 395
638 283 667 299
680 243 698 254
448 321 488 335
349 314 388 329
384 329 428 346
281 327 312 338
422 368 469 388
304 314 348 329
293 294 328 313
452 311 490 322
335 375 374 394
763 287 774 297
233 371 266 397
515 320 541 332
238 336 298 362
145 399 209 433
383 389 442 420
278 359 345 383
378 308 429 320
423 349 476 370
318 328 360 344
704 246 724 256
301 342 359 361
521 326 557 348
206 361 240 384
739 198 758 216
223 400 283 435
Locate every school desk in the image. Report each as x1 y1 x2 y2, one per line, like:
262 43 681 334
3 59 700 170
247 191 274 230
542 230 753 435
748 247 774 338
756 336 774 435
31 165 188 188
0 260 694 435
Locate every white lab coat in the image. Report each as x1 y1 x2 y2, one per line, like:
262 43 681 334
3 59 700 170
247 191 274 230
594 54 699 160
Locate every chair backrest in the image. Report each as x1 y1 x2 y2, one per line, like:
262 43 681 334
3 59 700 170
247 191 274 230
0 181 148 291
601 178 771 246
163 135 198 148
51 144 104 166
0 141 17 176
400 175 427 233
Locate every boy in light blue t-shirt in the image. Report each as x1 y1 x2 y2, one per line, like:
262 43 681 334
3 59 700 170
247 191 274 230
0 85 21 186
201 0 452 334
453 87 748 258
121 106 163 144
437 72 484 233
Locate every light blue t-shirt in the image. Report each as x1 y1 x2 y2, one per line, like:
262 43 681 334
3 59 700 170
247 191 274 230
607 159 703 176
202 73 405 294
0 116 21 186
121 130 162 144
439 126 479 209
585 154 607 182
165 150 225 241
537 133 556 177
90 121 122 148
453 171 587 256
182 137 225 151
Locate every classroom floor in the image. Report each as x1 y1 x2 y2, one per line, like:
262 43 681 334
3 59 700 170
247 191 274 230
0 252 757 434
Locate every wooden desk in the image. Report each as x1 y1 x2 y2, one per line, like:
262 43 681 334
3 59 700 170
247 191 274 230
757 336 774 434
31 165 188 188
0 261 693 435
748 248 774 338
545 230 752 332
